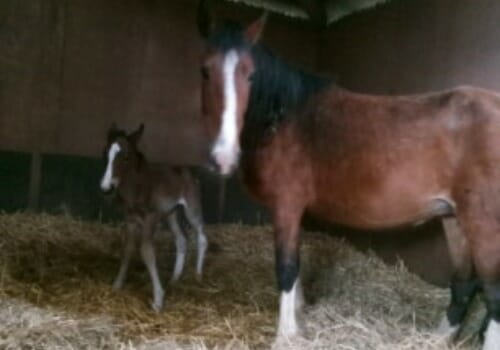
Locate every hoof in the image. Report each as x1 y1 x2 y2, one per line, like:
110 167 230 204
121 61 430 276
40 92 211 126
151 300 164 313
112 281 123 291
434 315 460 342
151 289 165 313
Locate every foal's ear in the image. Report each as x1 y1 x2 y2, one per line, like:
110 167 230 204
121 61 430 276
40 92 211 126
128 123 144 144
244 11 268 44
197 0 215 38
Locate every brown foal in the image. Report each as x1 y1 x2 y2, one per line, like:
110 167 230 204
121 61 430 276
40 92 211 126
100 123 207 311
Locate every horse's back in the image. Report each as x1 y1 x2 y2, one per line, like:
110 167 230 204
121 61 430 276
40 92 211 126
300 85 500 229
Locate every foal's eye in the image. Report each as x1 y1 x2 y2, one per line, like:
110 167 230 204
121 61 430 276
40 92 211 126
201 67 209 81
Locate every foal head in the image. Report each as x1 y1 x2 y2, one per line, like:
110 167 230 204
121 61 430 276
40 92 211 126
100 123 144 194
198 0 267 175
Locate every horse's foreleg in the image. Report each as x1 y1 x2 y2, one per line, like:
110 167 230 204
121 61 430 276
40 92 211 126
437 217 477 340
140 214 165 312
273 206 303 338
167 210 187 283
113 219 137 290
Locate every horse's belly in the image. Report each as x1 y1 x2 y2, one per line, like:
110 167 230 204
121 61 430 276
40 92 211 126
309 194 453 230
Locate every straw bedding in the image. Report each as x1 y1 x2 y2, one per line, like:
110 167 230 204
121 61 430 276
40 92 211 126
0 212 485 349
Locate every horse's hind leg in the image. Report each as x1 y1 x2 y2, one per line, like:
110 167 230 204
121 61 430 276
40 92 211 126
482 281 500 349
437 278 480 338
167 210 187 283
455 191 500 350
437 217 478 339
140 214 165 312
182 190 208 280
480 312 491 343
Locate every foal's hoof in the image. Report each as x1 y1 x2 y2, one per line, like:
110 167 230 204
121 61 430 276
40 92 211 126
151 300 164 313
112 281 123 291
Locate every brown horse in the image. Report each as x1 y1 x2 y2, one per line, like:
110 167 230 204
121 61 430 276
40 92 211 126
197 4 500 349
100 123 207 311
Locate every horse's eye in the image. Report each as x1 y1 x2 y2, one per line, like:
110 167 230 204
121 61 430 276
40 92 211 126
201 67 209 81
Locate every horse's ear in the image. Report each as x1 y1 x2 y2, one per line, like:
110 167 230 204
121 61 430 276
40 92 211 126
197 0 214 38
244 11 268 44
128 123 144 144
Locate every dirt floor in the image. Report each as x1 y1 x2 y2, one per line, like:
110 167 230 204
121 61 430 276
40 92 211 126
0 212 486 349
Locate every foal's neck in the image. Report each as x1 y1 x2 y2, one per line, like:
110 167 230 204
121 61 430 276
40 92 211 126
123 152 148 185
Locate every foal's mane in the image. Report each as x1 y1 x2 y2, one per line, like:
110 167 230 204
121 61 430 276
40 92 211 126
207 21 333 147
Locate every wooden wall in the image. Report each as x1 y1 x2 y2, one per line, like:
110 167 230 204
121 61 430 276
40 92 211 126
0 0 319 164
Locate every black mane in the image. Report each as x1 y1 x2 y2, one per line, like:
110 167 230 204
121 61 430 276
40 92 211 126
207 22 333 148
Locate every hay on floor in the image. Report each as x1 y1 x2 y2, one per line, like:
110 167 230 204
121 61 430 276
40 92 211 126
0 212 485 349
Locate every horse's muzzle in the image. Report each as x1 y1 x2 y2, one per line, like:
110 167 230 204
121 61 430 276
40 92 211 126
207 155 236 177
100 185 115 196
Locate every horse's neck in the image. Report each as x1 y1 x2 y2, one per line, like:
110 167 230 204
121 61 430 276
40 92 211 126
245 47 332 139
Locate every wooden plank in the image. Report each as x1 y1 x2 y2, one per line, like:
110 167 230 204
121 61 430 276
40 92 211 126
27 151 41 211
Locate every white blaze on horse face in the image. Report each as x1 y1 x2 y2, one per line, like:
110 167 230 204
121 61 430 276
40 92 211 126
100 143 121 191
484 320 500 350
211 50 241 175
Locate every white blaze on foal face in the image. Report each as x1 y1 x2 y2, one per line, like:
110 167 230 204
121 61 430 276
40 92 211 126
211 50 241 175
100 142 121 191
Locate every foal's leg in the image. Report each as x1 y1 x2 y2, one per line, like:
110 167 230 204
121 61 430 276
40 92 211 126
273 206 303 338
182 197 208 280
113 219 138 290
437 217 478 339
140 214 165 312
167 210 187 282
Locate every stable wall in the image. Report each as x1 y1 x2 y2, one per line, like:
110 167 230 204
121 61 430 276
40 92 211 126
0 0 319 163
320 0 500 93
